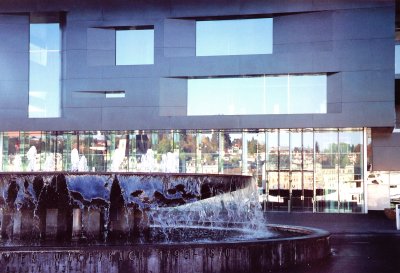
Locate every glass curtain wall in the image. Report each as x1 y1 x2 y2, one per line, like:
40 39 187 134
0 129 366 213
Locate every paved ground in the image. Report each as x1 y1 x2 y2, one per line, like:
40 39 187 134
265 211 400 273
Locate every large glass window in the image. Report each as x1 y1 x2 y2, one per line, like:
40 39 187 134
187 74 327 115
116 28 154 65
29 22 61 118
0 128 367 213
196 18 273 56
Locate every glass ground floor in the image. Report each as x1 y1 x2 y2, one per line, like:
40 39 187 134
0 128 369 213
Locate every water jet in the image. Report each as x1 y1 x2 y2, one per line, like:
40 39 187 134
0 172 330 272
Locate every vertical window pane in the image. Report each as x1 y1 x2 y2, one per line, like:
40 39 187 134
315 130 339 212
396 44 400 74
178 130 197 173
290 130 302 171
246 131 265 181
289 75 327 114
199 131 219 174
265 76 288 114
29 23 61 118
338 130 364 212
222 132 242 174
116 29 154 65
279 130 290 170
197 18 273 56
266 130 279 170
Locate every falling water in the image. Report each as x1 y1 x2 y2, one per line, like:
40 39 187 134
0 172 268 245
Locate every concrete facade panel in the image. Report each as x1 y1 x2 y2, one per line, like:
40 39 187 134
341 70 395 102
333 7 394 40
101 106 160 130
240 0 313 14
87 49 115 66
101 0 170 20
87 28 115 51
159 78 187 107
327 103 342 113
274 11 333 44
63 107 102 130
159 107 186 117
0 52 28 81
373 147 400 171
312 0 393 10
0 14 29 24
0 80 28 109
170 0 241 18
101 65 134 78
334 38 394 71
169 57 240 77
0 109 26 121
327 73 342 104
65 50 102 79
65 21 88 50
0 23 28 52
274 41 333 54
164 19 195 49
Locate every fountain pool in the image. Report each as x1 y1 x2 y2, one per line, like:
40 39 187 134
0 172 330 272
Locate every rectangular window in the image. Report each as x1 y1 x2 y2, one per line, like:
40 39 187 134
196 18 273 56
29 21 61 118
116 27 154 65
396 44 400 74
187 74 327 115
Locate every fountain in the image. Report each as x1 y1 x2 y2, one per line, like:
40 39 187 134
0 172 330 272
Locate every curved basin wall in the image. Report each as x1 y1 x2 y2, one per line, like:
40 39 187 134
0 172 252 242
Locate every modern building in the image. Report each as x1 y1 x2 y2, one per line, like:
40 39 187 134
0 0 398 213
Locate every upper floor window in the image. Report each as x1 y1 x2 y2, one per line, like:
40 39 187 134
29 14 62 118
116 27 154 65
196 18 273 56
396 44 400 75
187 74 326 116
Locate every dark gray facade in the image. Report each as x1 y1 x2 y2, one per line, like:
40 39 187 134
1 1 399 171
0 0 395 131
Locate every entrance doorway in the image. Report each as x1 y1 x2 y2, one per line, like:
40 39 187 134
266 170 314 212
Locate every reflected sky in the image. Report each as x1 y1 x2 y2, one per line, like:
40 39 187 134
29 23 61 118
116 29 154 65
396 45 400 74
196 18 273 56
188 75 326 116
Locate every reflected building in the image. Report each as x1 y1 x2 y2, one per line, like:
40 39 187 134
0 0 399 213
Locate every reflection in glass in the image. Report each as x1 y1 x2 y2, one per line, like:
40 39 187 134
279 130 290 170
0 128 366 213
290 130 302 171
199 131 219 174
288 75 327 114
196 18 273 56
315 130 339 212
29 23 61 118
396 45 400 74
266 131 278 170
246 131 265 185
116 28 154 65
222 132 242 174
303 131 314 171
266 171 279 210
338 130 363 212
178 130 197 173
187 75 326 116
